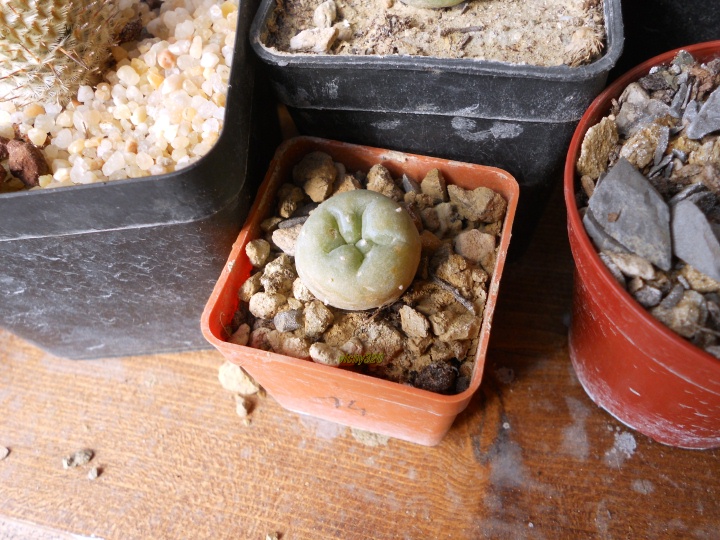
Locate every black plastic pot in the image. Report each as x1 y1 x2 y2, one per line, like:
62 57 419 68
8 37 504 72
250 0 624 255
0 0 278 360
611 0 720 79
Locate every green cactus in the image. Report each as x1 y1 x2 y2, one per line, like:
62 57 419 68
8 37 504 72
0 0 128 105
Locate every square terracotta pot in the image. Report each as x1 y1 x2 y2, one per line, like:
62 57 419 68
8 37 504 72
202 136 518 445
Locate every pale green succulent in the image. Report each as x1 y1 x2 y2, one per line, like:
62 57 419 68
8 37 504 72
0 0 128 105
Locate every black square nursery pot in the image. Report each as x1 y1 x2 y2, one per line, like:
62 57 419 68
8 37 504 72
250 0 624 255
0 0 277 360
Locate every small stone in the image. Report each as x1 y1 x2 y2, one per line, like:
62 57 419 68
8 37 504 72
333 174 362 194
447 184 507 223
218 361 260 395
435 202 463 237
615 83 673 137
333 20 353 41
401 174 421 193
304 300 334 338
588 158 672 271
650 290 707 338
271 332 311 360
399 305 430 338
580 175 596 198
420 207 441 231
360 320 404 358
420 230 443 252
249 327 273 350
631 283 663 307
598 252 626 287
577 117 619 180
234 395 249 418
292 277 315 302
686 86 720 139
439 312 480 341
680 265 720 293
62 449 93 469
249 292 286 319
432 249 474 296
420 169 448 203
604 251 655 280
239 272 262 302
413 361 457 394
453 229 496 274
0 446 9 460
289 27 338 53
366 163 403 201
272 224 302 256
278 216 309 229
583 209 631 254
245 239 271 267
87 467 99 480
229 323 250 346
261 216 283 233
292 151 337 202
404 191 435 210
313 0 337 28
277 184 306 219
340 337 364 356
261 254 296 295
620 121 671 169
309 342 343 366
672 199 720 282
274 309 303 332
7 139 51 187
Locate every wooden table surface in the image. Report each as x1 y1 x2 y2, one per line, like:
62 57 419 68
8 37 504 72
1 185 718 540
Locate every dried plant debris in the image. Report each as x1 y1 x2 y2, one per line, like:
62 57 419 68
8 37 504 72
576 50 720 357
262 0 606 66
62 448 94 469
228 152 508 394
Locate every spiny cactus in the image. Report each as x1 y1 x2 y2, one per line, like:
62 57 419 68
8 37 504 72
0 0 129 105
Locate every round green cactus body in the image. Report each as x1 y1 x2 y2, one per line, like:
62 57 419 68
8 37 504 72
295 190 422 311
0 0 127 105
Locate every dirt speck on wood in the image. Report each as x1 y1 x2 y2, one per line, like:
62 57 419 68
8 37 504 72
62 448 94 469
263 0 607 66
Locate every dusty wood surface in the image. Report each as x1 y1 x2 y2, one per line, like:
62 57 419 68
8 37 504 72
1 186 719 540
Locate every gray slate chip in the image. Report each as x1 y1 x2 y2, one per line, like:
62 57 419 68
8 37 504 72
582 209 631 254
672 199 720 281
588 158 672 271
616 98 673 138
686 86 720 139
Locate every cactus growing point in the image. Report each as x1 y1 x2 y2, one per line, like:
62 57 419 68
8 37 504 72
0 0 129 105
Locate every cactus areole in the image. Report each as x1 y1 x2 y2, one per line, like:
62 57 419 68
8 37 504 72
294 190 422 311
0 0 127 105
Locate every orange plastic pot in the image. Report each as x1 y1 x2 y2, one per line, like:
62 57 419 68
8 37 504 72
564 42 720 449
202 136 518 445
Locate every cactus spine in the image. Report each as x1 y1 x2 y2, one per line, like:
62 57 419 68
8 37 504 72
0 0 127 105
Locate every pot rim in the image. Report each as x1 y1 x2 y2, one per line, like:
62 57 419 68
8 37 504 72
202 136 520 410
249 0 624 82
563 40 720 370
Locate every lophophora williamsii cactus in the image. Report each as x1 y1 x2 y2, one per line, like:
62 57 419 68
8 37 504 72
0 0 131 106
